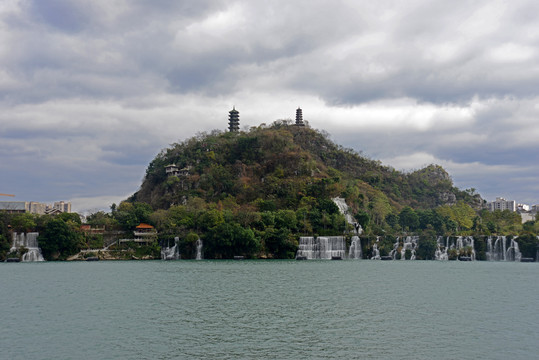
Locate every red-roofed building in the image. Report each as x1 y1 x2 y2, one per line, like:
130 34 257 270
132 223 157 244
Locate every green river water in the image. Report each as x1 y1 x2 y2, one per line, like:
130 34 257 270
1 260 538 359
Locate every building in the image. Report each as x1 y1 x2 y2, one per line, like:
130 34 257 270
487 197 516 212
520 212 535 223
52 201 71 213
165 164 180 177
295 107 305 126
0 201 29 213
29 202 47 215
166 164 191 177
132 223 157 244
0 200 71 214
228 107 240 132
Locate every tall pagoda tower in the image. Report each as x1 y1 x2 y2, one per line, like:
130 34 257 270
228 107 240 132
295 107 305 126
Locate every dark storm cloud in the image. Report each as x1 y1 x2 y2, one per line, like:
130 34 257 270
1 0 539 210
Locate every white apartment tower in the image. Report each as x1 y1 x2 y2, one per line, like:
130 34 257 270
487 197 516 212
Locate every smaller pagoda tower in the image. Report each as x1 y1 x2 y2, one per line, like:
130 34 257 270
228 106 240 132
295 107 305 126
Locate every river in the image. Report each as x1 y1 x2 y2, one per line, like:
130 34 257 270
1 260 538 359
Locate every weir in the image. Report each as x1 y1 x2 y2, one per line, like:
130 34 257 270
434 236 476 261
11 232 44 262
296 235 528 261
296 236 346 259
486 236 521 262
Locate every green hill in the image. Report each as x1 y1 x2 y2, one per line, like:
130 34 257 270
119 121 489 259
133 121 481 214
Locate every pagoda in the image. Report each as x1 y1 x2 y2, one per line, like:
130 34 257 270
228 107 240 132
295 107 305 126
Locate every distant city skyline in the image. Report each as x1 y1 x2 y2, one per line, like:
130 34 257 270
1 1 539 213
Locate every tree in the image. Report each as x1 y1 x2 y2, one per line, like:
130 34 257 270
38 218 82 260
385 213 399 230
113 202 153 230
416 230 437 260
10 213 37 233
86 211 119 228
204 222 259 259
0 234 10 261
399 207 419 231
197 209 224 231
370 193 391 226
57 212 82 225
517 233 539 260
263 227 296 259
355 210 370 230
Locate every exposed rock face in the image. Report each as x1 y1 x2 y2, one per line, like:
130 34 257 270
438 191 457 205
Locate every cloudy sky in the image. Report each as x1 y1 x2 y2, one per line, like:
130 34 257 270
1 0 538 213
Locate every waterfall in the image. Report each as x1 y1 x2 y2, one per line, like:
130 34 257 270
332 197 362 234
371 236 381 260
486 236 521 262
161 237 180 260
456 236 475 261
388 237 400 260
349 236 362 259
11 232 44 262
486 236 494 261
296 237 317 259
296 236 345 259
400 236 418 260
505 237 521 262
434 236 448 260
195 238 203 260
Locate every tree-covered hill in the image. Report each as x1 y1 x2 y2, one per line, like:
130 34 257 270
105 120 502 259
132 120 481 215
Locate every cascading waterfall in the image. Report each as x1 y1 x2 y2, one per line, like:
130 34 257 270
434 236 475 260
371 236 381 260
400 236 418 260
161 237 180 260
434 236 448 261
388 237 400 260
486 236 521 262
505 237 521 262
349 236 362 259
332 197 362 234
296 236 346 259
456 236 476 261
11 232 44 262
195 238 203 260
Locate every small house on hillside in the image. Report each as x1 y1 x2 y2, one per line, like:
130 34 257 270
165 164 191 177
165 164 180 177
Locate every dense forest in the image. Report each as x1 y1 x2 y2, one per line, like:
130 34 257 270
2 121 538 261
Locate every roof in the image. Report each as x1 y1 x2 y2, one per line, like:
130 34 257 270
136 223 154 229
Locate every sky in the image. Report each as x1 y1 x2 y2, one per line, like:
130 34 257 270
1 0 539 214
